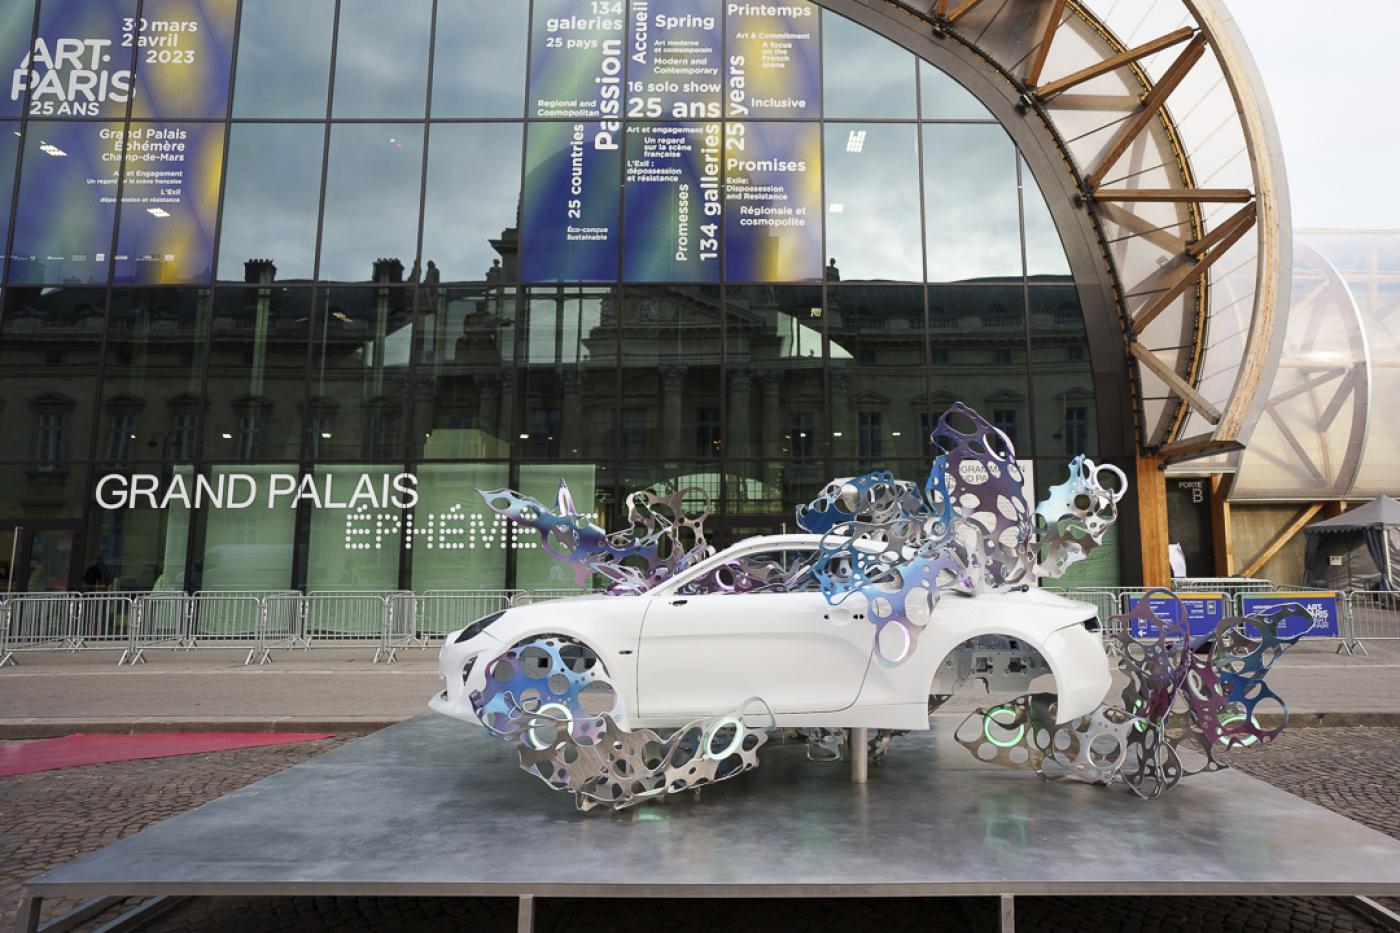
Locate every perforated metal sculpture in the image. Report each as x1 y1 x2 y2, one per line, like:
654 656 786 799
444 403 1293 809
954 590 1307 798
470 633 770 811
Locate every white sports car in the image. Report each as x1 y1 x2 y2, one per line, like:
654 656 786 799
430 533 1112 734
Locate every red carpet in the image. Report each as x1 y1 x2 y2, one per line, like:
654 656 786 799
0 732 335 777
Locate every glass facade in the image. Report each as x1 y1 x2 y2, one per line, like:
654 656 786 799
0 0 1111 593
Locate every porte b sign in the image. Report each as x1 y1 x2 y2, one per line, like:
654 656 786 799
93 472 587 552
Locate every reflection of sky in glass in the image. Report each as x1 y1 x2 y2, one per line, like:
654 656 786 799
218 123 324 281
319 124 422 282
432 0 528 117
421 123 522 282
824 123 922 281
232 0 334 118
332 0 431 118
924 123 1021 281
920 60 993 121
1021 158 1071 278
822 11 915 119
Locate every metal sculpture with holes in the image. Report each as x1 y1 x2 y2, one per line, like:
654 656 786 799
433 403 1294 810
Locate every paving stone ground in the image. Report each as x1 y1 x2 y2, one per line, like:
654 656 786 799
3 728 1398 932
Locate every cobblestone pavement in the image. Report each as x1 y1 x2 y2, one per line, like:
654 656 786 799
3 729 1397 932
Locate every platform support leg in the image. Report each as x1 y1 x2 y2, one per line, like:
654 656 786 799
1000 894 1015 933
849 728 869 783
15 896 40 933
517 895 535 933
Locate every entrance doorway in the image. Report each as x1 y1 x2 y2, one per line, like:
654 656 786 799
1 522 80 594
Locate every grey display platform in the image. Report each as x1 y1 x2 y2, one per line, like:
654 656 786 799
20 714 1400 931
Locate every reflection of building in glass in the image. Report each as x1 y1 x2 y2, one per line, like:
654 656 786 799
0 0 1295 595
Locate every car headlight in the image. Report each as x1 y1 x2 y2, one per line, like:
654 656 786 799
454 611 505 644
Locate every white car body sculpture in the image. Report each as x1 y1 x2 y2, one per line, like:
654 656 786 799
431 533 1111 733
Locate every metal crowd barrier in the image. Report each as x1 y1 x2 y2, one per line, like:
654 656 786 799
510 588 599 605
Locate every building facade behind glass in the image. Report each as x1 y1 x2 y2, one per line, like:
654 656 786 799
0 0 1122 595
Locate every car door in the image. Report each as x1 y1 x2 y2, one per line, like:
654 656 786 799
636 548 873 718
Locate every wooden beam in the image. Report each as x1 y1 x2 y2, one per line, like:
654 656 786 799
1187 203 1257 257
1024 0 1067 88
1044 93 1141 111
1093 188 1254 205
1095 200 1189 254
1159 432 1244 464
1240 503 1323 578
1265 405 1325 486
1085 34 1209 189
1035 26 1196 100
1267 367 1344 407
1129 342 1223 424
1136 453 1172 588
1210 473 1234 577
934 0 950 16
1130 206 1256 334
946 0 987 25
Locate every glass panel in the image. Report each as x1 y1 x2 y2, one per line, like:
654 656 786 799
527 0 625 120
827 283 928 464
623 0 723 121
113 121 225 285
414 284 516 459
421 123 523 285
304 464 403 592
724 121 822 282
408 462 510 591
331 0 431 118
232 0 335 118
25 0 137 121
927 283 1031 456
1029 284 1095 457
619 285 722 461
824 122 921 282
197 464 295 590
0 123 19 237
515 463 612 592
518 288 614 462
9 121 121 285
919 60 993 120
725 0 820 119
206 287 310 462
128 0 237 120
25 527 74 591
307 287 412 461
431 0 528 117
923 123 1021 282
520 120 621 283
319 124 423 283
623 122 723 284
0 288 105 463
0 464 89 519
1022 157 1071 280
217 123 325 283
821 10 915 119
0 2 36 118
86 463 193 591
0 525 14 593
100 289 209 463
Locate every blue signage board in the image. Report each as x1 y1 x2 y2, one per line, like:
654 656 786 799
1240 592 1341 639
1128 592 1227 640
